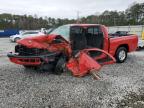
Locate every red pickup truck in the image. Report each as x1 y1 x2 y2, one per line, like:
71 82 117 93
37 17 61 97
7 24 138 76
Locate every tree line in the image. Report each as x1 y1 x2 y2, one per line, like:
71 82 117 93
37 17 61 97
0 2 143 30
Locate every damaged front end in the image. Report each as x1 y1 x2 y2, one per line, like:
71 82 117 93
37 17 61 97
8 45 61 63
7 35 70 72
7 34 116 78
8 44 62 71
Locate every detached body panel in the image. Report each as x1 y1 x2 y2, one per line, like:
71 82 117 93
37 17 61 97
67 48 116 77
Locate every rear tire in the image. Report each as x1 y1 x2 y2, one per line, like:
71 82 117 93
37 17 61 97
115 47 127 63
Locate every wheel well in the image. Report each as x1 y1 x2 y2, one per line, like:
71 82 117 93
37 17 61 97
14 37 20 39
117 44 129 52
15 37 20 39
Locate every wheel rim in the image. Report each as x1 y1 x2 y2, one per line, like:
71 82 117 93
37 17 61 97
119 50 126 61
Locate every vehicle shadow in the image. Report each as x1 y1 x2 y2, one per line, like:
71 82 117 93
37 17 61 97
136 47 144 51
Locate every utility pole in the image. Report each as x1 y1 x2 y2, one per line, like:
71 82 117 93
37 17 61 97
76 11 80 24
114 17 116 26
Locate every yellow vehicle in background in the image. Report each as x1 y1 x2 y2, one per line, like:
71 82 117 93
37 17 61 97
142 31 144 40
138 31 144 48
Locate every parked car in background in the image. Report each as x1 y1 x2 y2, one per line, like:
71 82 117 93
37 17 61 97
10 31 45 42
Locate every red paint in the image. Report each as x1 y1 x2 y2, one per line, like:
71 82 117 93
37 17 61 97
100 25 138 56
8 24 138 77
17 34 72 56
82 48 116 65
10 57 41 65
67 52 101 77
66 48 116 77
16 25 138 58
109 35 138 56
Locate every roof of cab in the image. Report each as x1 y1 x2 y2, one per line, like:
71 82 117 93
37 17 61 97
66 24 101 27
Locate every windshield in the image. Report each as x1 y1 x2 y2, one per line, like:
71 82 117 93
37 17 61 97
50 25 70 41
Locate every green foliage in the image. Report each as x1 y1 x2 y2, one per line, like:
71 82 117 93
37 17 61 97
0 2 143 29
0 14 76 30
82 2 144 26
81 2 144 26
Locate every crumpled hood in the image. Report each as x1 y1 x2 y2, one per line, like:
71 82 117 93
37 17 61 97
16 34 71 55
17 34 60 49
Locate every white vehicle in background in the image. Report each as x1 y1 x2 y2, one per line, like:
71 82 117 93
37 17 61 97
10 31 45 42
138 39 144 48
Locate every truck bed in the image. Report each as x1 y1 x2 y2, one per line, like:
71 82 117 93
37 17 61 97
109 34 133 38
108 34 138 56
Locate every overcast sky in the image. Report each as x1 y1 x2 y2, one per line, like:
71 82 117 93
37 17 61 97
0 0 143 19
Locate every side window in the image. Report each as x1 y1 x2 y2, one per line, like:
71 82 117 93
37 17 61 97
22 32 29 35
88 28 93 35
71 26 83 35
86 26 103 48
70 26 87 50
29 32 38 34
94 27 100 35
87 26 100 36
70 26 83 42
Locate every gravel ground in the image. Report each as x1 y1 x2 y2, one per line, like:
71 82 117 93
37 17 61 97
0 38 144 108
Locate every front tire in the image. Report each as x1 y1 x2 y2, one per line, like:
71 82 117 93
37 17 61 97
54 57 66 75
115 47 127 63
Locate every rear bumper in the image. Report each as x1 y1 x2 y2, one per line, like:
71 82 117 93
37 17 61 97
7 52 58 66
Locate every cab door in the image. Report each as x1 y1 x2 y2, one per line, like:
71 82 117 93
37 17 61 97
66 48 116 77
86 26 104 49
